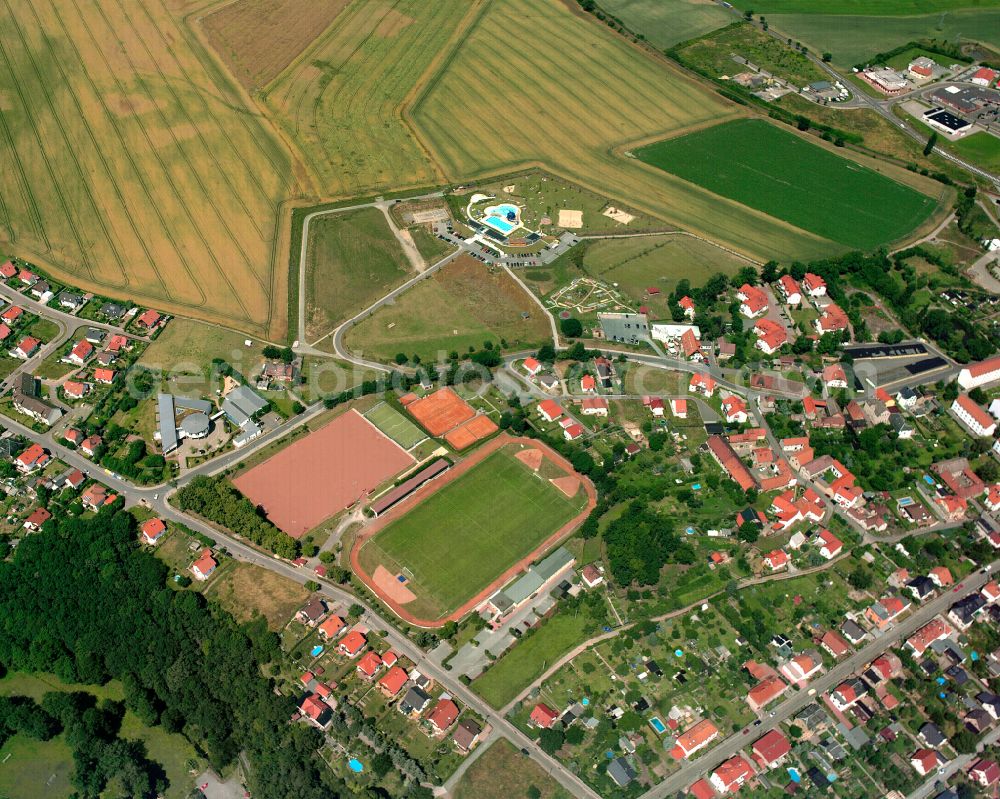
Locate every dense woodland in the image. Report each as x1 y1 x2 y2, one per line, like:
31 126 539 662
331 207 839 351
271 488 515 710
0 507 355 798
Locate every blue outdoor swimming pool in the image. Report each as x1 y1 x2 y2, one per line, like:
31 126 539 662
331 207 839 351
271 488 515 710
482 203 519 234
897 496 914 507
788 767 801 783
310 645 324 657
348 758 363 773
484 215 516 234
649 717 666 734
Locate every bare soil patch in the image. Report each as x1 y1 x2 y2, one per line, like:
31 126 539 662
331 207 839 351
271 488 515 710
373 564 417 604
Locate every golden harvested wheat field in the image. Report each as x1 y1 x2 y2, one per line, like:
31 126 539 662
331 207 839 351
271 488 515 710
0 0 295 336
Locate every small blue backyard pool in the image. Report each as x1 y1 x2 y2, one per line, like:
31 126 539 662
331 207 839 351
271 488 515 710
310 645 324 657
649 717 666 734
348 758 364 773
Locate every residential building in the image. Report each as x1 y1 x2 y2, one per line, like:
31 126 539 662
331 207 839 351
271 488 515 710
802 273 826 297
529 703 559 729
140 518 167 546
669 719 719 760
426 699 459 735
953 394 996 436
958 355 1000 389
709 755 755 794
190 548 217 581
777 275 801 305
737 284 769 318
752 729 791 769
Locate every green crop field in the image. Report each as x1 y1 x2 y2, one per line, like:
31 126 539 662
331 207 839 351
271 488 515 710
728 0 1000 12
344 255 551 363
304 207 411 340
580 234 750 304
599 0 732 49
764 10 1000 65
412 0 845 264
365 402 426 450
637 119 940 250
948 131 1000 173
359 446 586 618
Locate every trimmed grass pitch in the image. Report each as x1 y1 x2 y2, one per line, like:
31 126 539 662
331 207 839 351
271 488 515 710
358 445 587 619
636 119 938 251
365 402 426 450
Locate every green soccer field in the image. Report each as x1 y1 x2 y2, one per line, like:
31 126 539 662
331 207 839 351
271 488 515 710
364 402 427 450
360 447 586 617
636 119 939 251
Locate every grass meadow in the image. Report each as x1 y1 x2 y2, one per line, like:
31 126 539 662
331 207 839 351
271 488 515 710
453 739 571 799
411 0 842 263
947 130 1000 174
344 255 551 362
304 208 411 339
728 0 1000 12
0 0 294 337
637 119 940 250
203 562 310 631
595 0 732 50
359 447 585 618
262 0 474 196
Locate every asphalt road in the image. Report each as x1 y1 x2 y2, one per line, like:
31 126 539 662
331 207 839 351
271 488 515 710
638 567 996 799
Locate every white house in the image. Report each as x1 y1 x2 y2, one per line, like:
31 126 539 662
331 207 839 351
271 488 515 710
952 394 996 437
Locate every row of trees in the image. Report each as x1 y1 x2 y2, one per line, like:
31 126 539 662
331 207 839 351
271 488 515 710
176 475 298 559
0 508 351 798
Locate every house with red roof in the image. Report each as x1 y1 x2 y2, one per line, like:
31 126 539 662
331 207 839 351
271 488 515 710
0 261 15 280
821 630 851 658
522 357 542 376
952 394 996 437
763 550 789 571
15 443 49 474
356 651 383 680
802 273 826 297
140 518 167 545
298 693 332 728
982 581 1000 604
67 339 93 366
987 485 1000 512
581 397 608 417
107 334 129 353
95 368 116 385
0 324 11 342
736 284 769 318
816 529 842 559
670 398 687 419
706 435 756 492
929 566 953 588
580 374 596 393
562 422 584 441
721 395 748 424
747 675 787 711
937 495 968 521
753 318 787 355
190 548 217 581
426 698 460 735
17 269 36 285
529 702 560 729
537 399 562 423
752 729 791 769
822 364 848 389
137 309 161 329
831 678 867 710
13 336 40 360
80 435 102 458
815 303 849 334
81 483 116 511
669 718 719 760
865 595 909 630
62 381 89 400
679 295 695 319
689 373 716 397
970 759 1000 787
688 778 715 799
1 306 23 324
337 630 367 658
776 275 801 306
780 653 822 684
378 666 408 698
972 67 998 86
680 328 704 361
709 755 755 794
911 748 943 776
318 615 346 641
22 507 51 531
906 618 951 656
581 564 603 588
644 396 665 417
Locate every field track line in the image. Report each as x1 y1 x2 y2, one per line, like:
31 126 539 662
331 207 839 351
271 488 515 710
137 0 282 224
59 0 266 324
0 3 105 284
99 0 270 303
0 106 44 247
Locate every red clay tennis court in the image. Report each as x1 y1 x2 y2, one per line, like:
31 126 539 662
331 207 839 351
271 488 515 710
405 387 476 436
233 409 414 538
444 414 499 450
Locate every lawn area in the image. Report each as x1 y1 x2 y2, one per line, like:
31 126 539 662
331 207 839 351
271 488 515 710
138 318 267 393
364 402 427 450
298 356 381 404
0 672 202 799
600 0 732 49
204 562 310 631
452 739 571 799
472 611 591 708
727 0 1000 12
344 255 551 363
358 446 587 618
409 225 455 264
22 317 59 343
580 234 749 305
948 131 1000 174
304 207 411 339
623 365 688 395
636 119 940 250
